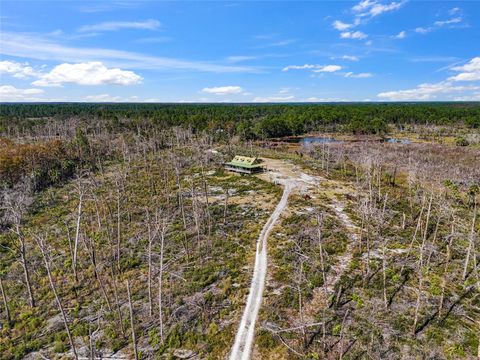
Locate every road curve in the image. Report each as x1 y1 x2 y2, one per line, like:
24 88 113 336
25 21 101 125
229 182 294 360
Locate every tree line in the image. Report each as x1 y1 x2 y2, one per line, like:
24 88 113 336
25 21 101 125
1 102 479 139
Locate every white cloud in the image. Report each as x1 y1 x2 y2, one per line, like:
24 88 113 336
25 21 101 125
449 7 460 15
393 30 406 39
415 27 431 34
304 97 349 102
254 38 296 48
353 0 405 18
1 32 256 73
252 95 295 102
32 62 142 87
377 56 480 100
135 36 172 44
0 60 40 78
226 55 257 63
448 57 480 82
344 72 373 78
352 0 377 12
340 31 368 39
378 81 480 100
453 93 480 101
84 94 122 102
76 2 137 13
79 19 161 33
416 15 464 36
367 2 404 17
201 86 244 95
313 65 343 73
269 39 296 47
282 64 342 72
333 20 353 31
278 87 292 94
434 17 462 27
282 64 317 71
410 56 459 63
331 55 359 61
451 57 480 73
0 85 44 101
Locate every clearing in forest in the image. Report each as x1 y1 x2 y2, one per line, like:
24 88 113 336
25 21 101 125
230 158 358 359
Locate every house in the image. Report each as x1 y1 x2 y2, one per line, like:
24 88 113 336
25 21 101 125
224 156 265 174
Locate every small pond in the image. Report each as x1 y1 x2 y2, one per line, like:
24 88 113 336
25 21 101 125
301 137 341 145
283 136 341 145
383 138 411 144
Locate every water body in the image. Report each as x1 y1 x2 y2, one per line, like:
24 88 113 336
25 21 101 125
279 136 410 145
384 138 411 144
301 137 341 145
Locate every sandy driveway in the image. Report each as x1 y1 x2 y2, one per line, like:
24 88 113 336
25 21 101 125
229 158 321 360
228 180 294 360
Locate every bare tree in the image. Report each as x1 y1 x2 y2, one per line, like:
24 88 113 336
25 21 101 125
35 234 78 360
463 203 477 280
146 208 163 317
1 180 36 308
110 266 126 338
412 194 433 335
82 234 112 312
223 186 230 225
173 158 189 255
126 280 139 360
115 179 123 272
190 181 202 248
72 177 84 282
315 212 328 298
0 278 11 328
158 213 169 343
146 208 154 318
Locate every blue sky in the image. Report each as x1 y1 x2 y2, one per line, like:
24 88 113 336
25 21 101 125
1 0 479 102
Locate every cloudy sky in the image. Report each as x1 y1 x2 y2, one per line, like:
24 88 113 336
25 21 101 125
0 0 479 102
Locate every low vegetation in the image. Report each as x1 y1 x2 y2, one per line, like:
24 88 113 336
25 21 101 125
0 103 478 359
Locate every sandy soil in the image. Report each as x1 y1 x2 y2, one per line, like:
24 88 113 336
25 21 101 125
229 158 322 360
229 157 361 359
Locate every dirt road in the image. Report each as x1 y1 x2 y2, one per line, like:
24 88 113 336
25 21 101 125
229 181 294 360
229 158 322 360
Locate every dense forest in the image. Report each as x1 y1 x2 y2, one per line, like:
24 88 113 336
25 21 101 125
1 102 479 139
0 103 479 359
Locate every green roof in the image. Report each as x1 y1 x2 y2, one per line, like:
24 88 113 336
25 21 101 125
225 156 263 169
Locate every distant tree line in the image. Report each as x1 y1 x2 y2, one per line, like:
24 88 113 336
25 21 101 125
0 102 479 139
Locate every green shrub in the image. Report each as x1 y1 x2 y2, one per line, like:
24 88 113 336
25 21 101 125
455 137 469 146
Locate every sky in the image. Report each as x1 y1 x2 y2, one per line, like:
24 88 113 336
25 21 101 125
0 0 479 102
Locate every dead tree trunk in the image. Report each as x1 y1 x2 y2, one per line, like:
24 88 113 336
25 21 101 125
200 165 212 244
158 219 167 343
223 187 229 225
110 266 126 337
438 243 451 316
463 203 477 280
412 195 432 335
174 163 189 256
116 183 122 272
315 212 328 298
83 235 112 312
126 280 138 360
36 235 78 360
190 182 201 249
73 184 83 283
146 209 154 317
0 278 11 328
19 233 35 308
